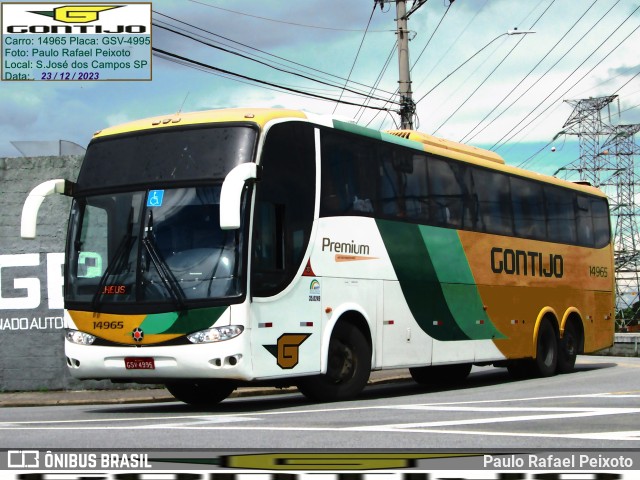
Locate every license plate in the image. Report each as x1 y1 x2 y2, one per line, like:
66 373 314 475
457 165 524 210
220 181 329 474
124 357 155 370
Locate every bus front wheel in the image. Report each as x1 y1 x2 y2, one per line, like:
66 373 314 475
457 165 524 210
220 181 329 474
297 322 371 402
165 380 235 406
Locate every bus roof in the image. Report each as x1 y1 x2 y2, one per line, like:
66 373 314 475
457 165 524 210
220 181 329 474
92 107 606 199
385 129 506 165
92 108 308 138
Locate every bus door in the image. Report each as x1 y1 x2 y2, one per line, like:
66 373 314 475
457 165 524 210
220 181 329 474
248 121 320 379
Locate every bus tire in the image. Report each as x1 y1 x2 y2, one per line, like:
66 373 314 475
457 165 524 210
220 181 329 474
297 321 371 402
533 318 558 377
165 380 235 406
557 321 579 374
409 363 472 385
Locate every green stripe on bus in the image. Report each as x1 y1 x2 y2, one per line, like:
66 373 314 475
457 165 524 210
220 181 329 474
140 307 227 334
418 225 505 340
377 219 468 341
377 220 504 341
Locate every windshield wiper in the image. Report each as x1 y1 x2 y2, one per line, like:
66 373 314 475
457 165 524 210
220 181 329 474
142 210 186 310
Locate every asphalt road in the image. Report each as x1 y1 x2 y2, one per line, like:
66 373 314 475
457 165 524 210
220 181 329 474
1 356 639 449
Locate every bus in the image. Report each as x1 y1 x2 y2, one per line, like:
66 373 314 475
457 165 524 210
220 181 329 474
21 108 615 405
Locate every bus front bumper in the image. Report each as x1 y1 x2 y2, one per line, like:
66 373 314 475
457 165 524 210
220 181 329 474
64 336 253 382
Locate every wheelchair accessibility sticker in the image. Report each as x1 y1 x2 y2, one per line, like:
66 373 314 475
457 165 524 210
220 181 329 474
147 190 165 207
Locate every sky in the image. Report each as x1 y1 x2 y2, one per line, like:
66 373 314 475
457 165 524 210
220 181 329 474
1 0 639 179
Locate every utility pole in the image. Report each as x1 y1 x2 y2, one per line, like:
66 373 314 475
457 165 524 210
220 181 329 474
377 0 427 129
395 0 414 130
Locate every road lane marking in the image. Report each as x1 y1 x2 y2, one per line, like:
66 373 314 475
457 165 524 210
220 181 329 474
346 407 640 430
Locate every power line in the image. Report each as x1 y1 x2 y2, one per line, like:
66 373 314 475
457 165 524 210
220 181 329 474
188 0 390 32
410 0 454 73
414 33 511 105
411 0 489 95
152 47 395 112
153 10 398 99
153 21 398 105
491 2 638 151
614 69 640 95
460 0 600 143
355 41 398 123
432 0 555 136
334 4 377 114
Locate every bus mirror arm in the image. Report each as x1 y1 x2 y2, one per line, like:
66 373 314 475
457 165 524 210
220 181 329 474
21 179 75 239
220 163 259 230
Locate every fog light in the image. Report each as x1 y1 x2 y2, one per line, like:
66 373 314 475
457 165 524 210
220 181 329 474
66 329 96 345
187 325 244 344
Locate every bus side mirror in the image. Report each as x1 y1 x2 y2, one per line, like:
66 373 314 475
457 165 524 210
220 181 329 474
21 179 74 239
220 163 258 230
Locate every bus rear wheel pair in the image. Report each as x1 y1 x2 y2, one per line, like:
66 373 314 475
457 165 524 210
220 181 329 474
507 318 580 379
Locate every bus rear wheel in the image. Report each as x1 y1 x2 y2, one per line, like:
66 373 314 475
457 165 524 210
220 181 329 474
533 318 558 377
165 380 235 406
409 363 472 386
507 318 559 379
557 321 579 374
297 322 371 402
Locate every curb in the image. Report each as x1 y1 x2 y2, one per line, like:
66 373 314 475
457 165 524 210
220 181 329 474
0 374 411 408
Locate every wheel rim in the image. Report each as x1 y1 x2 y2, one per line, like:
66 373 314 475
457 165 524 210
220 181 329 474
327 339 355 383
564 332 576 356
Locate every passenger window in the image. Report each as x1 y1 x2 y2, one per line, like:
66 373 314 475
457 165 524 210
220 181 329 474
320 131 377 216
592 197 611 248
379 152 429 221
428 158 472 229
472 168 513 236
545 186 576 244
576 194 594 247
511 177 546 240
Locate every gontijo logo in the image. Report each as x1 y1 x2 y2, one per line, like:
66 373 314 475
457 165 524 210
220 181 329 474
30 5 121 23
3 3 149 34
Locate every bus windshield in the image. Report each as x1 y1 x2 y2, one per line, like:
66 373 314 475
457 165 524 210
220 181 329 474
64 124 257 312
66 186 246 312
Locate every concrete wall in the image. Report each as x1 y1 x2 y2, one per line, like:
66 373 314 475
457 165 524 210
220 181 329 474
0 156 85 391
599 333 640 357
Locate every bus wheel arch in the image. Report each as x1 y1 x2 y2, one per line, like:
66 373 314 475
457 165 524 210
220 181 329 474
558 310 584 374
297 310 372 402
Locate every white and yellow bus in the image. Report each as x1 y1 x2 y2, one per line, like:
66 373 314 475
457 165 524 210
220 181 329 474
22 108 615 405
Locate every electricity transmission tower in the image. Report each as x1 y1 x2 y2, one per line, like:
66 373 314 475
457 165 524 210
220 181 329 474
559 96 617 186
602 124 640 327
558 96 640 330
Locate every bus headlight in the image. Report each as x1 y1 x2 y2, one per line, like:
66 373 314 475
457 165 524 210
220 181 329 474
188 325 244 344
66 329 96 345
